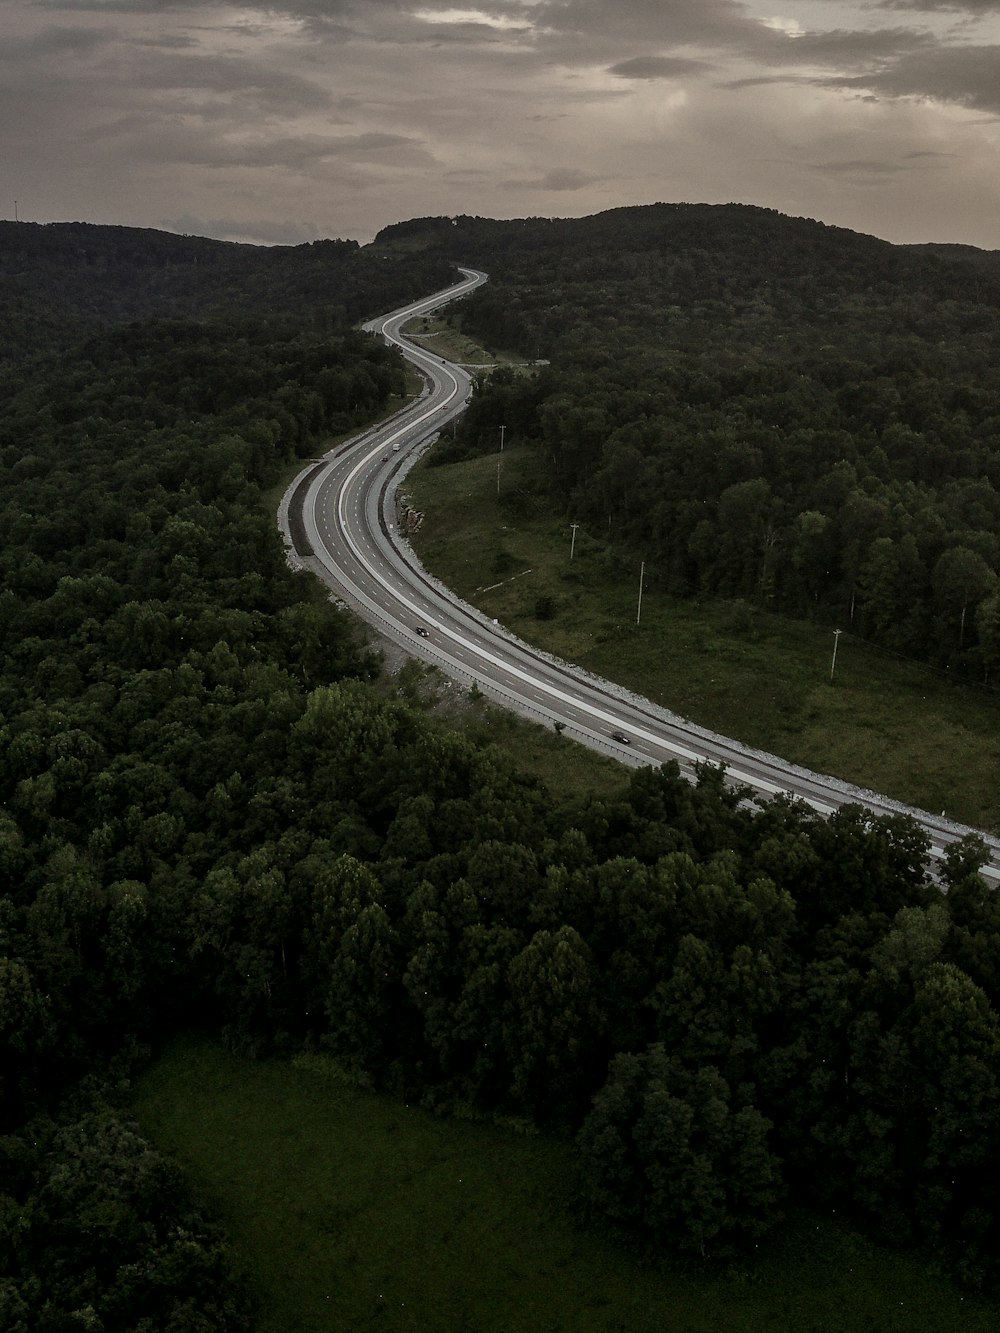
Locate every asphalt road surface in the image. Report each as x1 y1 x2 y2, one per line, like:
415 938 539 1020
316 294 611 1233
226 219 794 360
280 267 1000 885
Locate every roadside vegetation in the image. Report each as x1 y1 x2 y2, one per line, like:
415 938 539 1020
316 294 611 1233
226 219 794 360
380 656 628 804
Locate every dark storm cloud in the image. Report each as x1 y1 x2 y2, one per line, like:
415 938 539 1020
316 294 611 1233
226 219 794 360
717 20 998 117
608 55 711 80
7 25 111 55
875 0 1000 12
144 129 428 169
532 0 765 48
826 43 1000 114
2 18 335 118
466 1 954 93
119 52 333 115
508 167 601 190
767 27 938 65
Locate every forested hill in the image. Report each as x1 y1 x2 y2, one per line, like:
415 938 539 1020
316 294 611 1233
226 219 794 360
0 220 455 362
379 203 1000 677
905 240 1000 276
374 202 1000 362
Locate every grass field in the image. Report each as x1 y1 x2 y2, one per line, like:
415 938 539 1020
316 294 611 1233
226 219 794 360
404 444 1000 832
131 1039 999 1333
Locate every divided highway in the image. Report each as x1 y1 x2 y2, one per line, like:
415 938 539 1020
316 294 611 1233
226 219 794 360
280 268 1000 885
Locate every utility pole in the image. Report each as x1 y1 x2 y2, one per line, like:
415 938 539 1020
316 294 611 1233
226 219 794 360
499 424 506 452
830 628 842 683
570 523 579 559
636 560 645 626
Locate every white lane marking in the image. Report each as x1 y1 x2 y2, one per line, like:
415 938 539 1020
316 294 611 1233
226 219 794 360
328 464 796 801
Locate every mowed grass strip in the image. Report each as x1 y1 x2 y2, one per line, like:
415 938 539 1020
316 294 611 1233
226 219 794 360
405 445 1000 832
131 1039 999 1333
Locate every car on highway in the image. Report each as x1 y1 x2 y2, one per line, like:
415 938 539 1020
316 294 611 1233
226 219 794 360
611 730 631 745
414 626 429 637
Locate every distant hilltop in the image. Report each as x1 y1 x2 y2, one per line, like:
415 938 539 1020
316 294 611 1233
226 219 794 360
4 201 998 366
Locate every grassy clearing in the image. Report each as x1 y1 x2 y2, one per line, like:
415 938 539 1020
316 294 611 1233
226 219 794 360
131 1039 999 1333
406 446 1000 832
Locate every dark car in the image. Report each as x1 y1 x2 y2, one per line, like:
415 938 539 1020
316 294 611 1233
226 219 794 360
415 626 429 637
611 730 631 745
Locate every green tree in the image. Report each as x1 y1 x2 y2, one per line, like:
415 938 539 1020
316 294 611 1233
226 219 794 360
932 545 996 650
974 592 1000 682
0 957 52 1128
577 1045 783 1257
5 1109 252 1329
504 925 599 1119
323 903 399 1075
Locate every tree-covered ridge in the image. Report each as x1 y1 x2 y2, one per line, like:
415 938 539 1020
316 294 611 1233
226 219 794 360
0 220 455 363
393 204 1000 673
376 203 1000 364
2 217 1000 1320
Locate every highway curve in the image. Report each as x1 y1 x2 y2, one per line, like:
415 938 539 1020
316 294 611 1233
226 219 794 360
279 268 1000 885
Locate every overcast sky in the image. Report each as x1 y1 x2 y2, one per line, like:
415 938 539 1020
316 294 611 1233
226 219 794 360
3 0 999 249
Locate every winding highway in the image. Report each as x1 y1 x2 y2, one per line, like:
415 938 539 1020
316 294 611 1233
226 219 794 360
279 268 1000 885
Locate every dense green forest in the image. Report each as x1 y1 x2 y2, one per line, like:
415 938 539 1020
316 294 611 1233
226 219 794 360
381 206 1000 676
0 220 456 365
3 216 1000 1326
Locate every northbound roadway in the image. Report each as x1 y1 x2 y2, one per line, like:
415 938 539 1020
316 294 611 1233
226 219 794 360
280 267 1000 885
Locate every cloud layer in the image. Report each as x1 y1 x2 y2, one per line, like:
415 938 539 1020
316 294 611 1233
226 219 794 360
3 0 999 247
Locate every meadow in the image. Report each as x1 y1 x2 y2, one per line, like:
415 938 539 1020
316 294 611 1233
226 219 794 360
131 1040 999 1333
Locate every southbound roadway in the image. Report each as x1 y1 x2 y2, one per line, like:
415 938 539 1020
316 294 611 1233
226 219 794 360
279 266 1000 886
